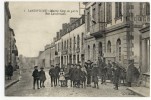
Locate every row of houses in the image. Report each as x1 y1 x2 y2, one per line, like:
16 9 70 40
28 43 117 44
37 2 150 87
5 2 19 70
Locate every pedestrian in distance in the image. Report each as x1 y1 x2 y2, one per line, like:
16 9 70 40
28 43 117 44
39 67 46 88
92 62 99 89
59 68 66 87
112 62 121 90
6 62 14 80
32 66 40 89
49 65 57 87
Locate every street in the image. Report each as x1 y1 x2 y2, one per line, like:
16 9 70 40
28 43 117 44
5 68 139 97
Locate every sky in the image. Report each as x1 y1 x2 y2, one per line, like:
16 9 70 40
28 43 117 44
9 2 84 57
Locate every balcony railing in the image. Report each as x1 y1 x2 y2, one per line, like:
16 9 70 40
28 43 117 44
90 22 105 38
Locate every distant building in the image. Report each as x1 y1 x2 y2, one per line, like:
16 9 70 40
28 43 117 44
44 44 51 68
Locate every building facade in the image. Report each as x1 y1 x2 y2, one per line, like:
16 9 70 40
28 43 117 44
83 2 150 68
5 2 18 70
54 15 85 68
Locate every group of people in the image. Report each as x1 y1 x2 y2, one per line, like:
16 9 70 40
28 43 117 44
32 58 140 90
32 66 46 89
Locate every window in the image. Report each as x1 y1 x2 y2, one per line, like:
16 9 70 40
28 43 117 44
67 39 68 49
74 37 76 51
116 39 121 61
92 7 96 23
99 42 103 57
115 2 122 19
107 41 111 53
93 44 96 61
81 33 84 48
87 11 90 32
64 40 66 50
62 41 63 50
106 2 112 23
77 35 80 48
88 45 90 60
146 3 150 15
70 38 72 50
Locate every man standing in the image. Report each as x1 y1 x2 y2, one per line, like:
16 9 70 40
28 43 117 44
85 60 93 87
55 64 60 86
49 65 57 87
32 66 40 89
69 64 74 87
39 67 46 88
101 59 107 84
92 62 99 89
107 60 112 81
112 63 121 90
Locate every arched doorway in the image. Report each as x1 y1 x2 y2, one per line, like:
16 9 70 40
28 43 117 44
98 42 103 58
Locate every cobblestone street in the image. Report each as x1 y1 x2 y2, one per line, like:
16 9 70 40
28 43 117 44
5 69 139 97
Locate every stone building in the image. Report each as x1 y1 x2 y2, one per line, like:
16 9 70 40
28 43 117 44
5 2 18 70
54 15 85 68
83 2 150 68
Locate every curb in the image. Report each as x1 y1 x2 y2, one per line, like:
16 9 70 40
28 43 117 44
127 87 149 97
5 79 19 89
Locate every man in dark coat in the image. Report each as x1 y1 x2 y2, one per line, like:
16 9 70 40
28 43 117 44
92 62 99 89
69 64 74 87
112 63 121 90
126 59 140 87
107 60 112 80
73 65 81 88
32 66 40 89
101 60 107 84
80 67 87 88
39 67 46 88
49 65 57 87
85 60 93 87
6 62 14 80
55 64 60 86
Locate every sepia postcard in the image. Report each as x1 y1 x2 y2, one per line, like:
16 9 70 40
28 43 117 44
4 1 150 97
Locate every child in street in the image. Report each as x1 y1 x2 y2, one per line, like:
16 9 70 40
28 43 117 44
59 68 65 87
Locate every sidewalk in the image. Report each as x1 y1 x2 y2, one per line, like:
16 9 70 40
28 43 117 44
127 86 150 97
5 70 20 89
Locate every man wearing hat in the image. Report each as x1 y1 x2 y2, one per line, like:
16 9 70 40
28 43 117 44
85 60 93 87
92 62 99 89
39 67 46 88
55 64 60 86
49 65 57 87
32 66 40 89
